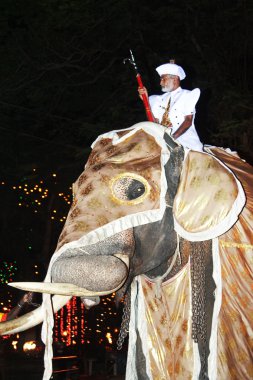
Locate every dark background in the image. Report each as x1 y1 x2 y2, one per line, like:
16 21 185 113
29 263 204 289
0 0 252 303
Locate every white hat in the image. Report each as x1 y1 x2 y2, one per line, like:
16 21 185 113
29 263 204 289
156 63 186 80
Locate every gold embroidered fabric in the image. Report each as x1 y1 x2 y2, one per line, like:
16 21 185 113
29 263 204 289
220 240 253 249
140 265 194 380
161 97 172 128
210 148 253 379
173 151 239 233
56 129 162 250
137 148 253 379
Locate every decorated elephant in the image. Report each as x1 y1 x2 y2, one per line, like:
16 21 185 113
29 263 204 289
1 122 253 380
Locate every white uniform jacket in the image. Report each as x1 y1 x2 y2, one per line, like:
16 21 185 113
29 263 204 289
149 87 203 151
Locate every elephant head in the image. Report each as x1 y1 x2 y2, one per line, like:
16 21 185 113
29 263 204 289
0 122 246 380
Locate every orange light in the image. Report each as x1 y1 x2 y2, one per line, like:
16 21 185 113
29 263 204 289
23 341 36 351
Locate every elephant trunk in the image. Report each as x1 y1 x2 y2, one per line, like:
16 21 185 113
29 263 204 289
51 254 129 292
1 254 129 336
1 231 132 336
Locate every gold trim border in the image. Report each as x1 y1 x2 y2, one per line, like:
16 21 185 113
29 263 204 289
109 172 151 205
219 240 253 250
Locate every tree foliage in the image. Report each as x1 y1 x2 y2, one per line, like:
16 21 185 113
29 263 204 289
0 0 252 173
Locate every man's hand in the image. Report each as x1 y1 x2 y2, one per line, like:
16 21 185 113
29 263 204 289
138 86 148 100
6 292 34 321
19 292 33 306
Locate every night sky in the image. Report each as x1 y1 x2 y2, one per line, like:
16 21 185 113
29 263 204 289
0 0 252 284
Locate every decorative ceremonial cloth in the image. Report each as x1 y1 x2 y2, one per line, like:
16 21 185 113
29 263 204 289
55 125 168 251
126 146 253 380
40 122 250 380
210 147 253 380
126 265 197 380
41 122 171 380
173 150 245 241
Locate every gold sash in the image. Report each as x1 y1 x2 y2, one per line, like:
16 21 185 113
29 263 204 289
161 97 172 128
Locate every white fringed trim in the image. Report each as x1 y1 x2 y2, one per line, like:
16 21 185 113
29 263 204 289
193 341 201 380
41 293 54 380
125 277 138 380
137 276 152 380
125 276 152 380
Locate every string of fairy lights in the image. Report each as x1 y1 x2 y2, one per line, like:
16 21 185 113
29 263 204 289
0 263 17 314
0 168 123 349
53 294 121 348
0 261 18 284
1 168 72 223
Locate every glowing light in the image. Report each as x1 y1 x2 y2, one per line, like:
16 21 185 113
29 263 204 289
23 341 36 351
106 333 113 344
0 261 18 284
12 340 18 350
2 169 72 222
2 171 123 347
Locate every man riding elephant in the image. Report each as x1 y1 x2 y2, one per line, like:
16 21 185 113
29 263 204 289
138 62 203 151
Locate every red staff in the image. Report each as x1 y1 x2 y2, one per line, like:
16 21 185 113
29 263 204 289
123 50 155 122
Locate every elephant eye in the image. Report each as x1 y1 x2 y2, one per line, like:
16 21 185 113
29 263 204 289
127 181 146 200
110 173 150 205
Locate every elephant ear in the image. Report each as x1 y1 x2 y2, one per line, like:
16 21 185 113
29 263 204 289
173 151 246 241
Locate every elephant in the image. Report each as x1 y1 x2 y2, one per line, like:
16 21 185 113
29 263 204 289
0 122 253 380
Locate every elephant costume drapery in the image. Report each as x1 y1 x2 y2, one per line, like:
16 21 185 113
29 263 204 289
124 133 253 380
44 122 247 380
1 122 252 380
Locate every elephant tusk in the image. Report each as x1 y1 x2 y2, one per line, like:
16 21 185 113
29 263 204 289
114 253 129 268
9 254 129 296
8 278 127 297
0 295 71 336
1 255 129 336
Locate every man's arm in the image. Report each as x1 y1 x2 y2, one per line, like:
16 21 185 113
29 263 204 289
138 87 159 123
6 292 33 321
172 114 193 139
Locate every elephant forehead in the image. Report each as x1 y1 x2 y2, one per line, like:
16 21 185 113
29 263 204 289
57 129 162 250
86 129 161 168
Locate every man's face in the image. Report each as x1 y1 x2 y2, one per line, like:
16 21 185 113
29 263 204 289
160 74 179 92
